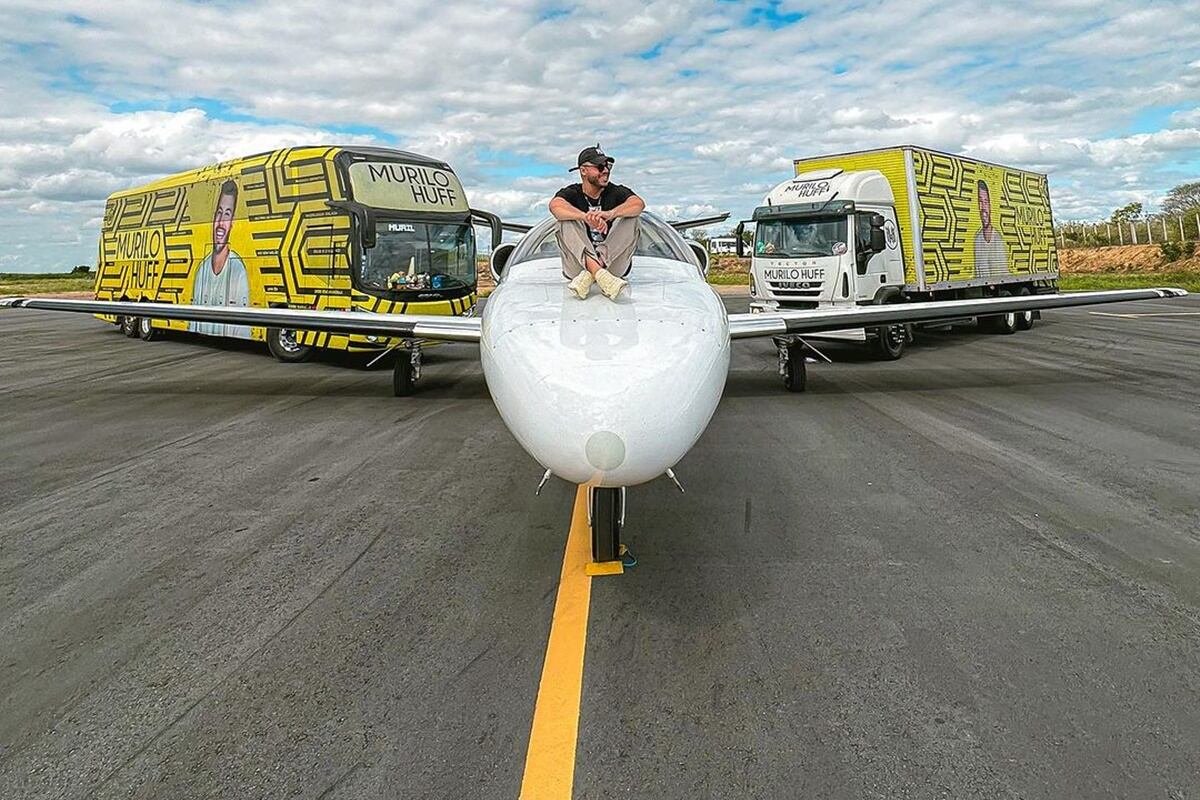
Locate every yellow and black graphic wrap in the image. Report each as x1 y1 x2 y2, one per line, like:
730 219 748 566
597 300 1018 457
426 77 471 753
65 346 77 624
94 146 477 350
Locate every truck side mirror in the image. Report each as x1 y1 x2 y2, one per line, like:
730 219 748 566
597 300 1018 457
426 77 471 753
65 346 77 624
735 221 746 258
869 214 885 254
362 210 377 249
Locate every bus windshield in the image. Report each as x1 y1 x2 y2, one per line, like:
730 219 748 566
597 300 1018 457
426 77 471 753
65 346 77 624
359 221 476 293
756 215 849 258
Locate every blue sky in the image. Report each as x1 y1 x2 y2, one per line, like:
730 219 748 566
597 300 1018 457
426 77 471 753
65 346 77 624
0 0 1197 271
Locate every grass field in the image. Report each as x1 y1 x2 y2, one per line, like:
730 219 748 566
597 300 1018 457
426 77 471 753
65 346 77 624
0 273 95 295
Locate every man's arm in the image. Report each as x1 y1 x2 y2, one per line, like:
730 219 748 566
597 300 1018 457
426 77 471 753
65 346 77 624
549 197 588 222
602 193 645 221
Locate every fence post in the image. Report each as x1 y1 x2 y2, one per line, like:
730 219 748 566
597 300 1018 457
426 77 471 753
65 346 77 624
1106 222 1111 244
1162 217 1168 241
1180 215 1186 241
1131 222 1137 244
1118 222 1124 245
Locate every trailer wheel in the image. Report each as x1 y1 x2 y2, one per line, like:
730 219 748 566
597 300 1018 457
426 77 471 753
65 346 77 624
138 316 161 341
590 486 624 563
783 343 807 392
266 328 313 363
1015 288 1035 331
393 354 416 397
121 315 139 338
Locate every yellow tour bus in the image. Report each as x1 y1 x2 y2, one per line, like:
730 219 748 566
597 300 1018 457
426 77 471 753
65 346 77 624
94 145 500 361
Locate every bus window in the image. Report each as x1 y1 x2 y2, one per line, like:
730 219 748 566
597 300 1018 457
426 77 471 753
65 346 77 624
359 220 476 293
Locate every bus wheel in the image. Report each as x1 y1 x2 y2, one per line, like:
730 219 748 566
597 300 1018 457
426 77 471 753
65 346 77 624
267 328 313 363
139 316 161 341
121 315 139 338
1015 288 1035 331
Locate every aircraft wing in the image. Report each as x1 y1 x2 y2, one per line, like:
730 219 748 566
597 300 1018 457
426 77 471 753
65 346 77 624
0 297 482 343
727 288 1188 340
667 213 730 231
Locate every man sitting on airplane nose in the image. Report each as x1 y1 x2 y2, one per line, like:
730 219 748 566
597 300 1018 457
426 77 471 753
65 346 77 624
550 145 645 300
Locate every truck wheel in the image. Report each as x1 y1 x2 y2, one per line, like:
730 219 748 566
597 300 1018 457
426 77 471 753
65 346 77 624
139 316 161 341
266 328 313 363
393 354 416 397
1015 288 1035 331
981 292 1018 335
783 343 807 392
871 322 907 360
121 315 140 338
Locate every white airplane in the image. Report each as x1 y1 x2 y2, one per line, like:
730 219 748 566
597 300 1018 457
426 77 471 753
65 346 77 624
1 212 1188 564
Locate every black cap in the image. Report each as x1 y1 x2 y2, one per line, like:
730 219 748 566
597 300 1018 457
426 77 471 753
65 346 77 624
569 144 615 172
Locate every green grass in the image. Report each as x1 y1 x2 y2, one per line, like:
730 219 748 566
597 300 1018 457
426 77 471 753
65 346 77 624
705 272 748 285
0 272 95 295
1059 271 1200 292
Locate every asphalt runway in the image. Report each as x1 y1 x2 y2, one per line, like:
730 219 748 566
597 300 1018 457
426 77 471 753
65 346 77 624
1 295 1198 799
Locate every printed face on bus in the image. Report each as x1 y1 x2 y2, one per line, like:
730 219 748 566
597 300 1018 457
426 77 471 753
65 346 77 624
212 191 236 251
978 184 992 230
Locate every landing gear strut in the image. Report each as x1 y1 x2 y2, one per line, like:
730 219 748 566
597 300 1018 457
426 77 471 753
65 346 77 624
589 486 625 563
393 341 422 396
775 337 807 393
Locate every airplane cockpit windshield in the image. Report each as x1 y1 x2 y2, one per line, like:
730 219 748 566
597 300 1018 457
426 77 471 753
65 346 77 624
358 220 476 294
508 213 698 267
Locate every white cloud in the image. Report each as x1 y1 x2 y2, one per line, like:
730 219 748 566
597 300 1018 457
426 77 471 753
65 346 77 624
0 0 1198 271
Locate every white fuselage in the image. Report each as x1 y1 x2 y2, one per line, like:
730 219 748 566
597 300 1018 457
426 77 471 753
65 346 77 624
480 255 730 487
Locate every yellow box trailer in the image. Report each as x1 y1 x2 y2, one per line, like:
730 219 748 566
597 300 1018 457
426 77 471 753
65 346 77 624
94 145 499 360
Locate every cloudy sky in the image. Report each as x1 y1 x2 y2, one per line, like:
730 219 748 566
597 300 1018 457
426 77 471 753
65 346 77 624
1 0 1198 272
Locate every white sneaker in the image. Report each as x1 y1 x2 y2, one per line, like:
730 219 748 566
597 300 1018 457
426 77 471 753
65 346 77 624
594 268 628 300
568 270 595 299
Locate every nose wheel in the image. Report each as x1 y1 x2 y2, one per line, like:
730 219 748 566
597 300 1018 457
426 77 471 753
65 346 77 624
588 486 625 563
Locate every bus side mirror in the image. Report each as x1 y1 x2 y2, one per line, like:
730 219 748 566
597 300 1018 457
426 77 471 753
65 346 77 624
362 209 377 249
471 208 503 249
735 221 746 258
490 242 516 284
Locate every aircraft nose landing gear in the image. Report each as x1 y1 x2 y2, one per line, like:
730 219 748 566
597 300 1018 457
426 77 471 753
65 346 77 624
588 486 633 570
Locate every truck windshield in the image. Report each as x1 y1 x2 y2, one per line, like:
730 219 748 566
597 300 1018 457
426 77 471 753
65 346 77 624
359 221 476 293
756 215 848 258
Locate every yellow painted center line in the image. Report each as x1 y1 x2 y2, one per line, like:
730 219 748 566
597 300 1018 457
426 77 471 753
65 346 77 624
1089 311 1200 318
519 486 594 799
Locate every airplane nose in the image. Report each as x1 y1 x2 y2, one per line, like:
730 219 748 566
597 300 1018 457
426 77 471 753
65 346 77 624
483 311 730 487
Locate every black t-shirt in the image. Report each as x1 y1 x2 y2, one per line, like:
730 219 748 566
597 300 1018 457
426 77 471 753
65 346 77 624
554 183 636 243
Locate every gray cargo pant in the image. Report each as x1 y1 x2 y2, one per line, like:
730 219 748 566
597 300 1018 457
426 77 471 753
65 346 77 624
556 217 640 279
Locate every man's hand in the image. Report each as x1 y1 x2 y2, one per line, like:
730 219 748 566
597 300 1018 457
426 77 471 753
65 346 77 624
584 209 609 234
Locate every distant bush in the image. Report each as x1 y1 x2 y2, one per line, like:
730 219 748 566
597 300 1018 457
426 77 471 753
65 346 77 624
70 265 92 275
1160 240 1196 262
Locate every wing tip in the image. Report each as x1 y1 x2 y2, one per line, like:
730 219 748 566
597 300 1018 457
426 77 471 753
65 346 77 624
1159 288 1189 298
